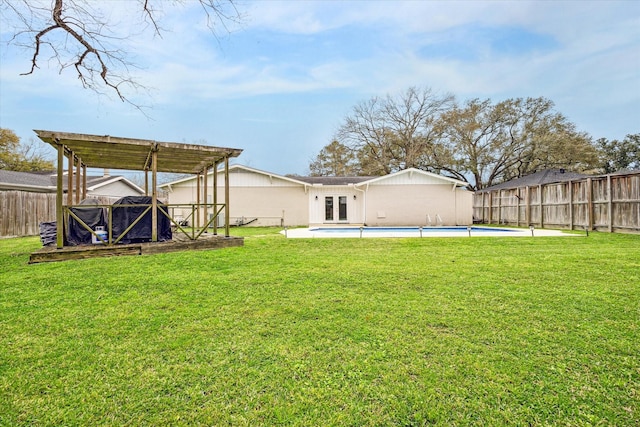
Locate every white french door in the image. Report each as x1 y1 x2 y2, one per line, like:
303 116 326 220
324 195 348 223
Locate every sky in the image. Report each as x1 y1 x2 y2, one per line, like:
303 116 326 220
1 0 639 177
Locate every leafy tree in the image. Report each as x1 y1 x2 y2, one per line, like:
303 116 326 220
596 134 640 173
308 140 360 176
439 97 598 189
0 128 54 171
1 0 243 108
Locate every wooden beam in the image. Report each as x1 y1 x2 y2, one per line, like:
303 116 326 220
75 155 81 204
82 164 87 200
539 184 544 227
568 181 574 230
488 191 493 224
151 145 158 242
213 161 218 235
607 174 613 232
587 177 593 230
56 141 64 249
225 156 230 237
196 173 201 231
203 166 209 233
525 186 531 226
67 151 73 207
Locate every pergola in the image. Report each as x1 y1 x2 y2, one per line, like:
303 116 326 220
34 130 243 249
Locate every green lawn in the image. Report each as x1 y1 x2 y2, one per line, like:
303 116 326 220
1 229 639 426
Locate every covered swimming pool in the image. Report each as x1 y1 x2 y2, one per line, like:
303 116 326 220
282 226 571 238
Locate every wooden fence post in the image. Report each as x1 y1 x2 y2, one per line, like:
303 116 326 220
539 184 544 227
607 174 613 232
568 180 573 230
587 177 593 230
498 190 502 224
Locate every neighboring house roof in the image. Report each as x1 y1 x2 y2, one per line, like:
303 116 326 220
83 175 145 194
0 169 57 192
598 169 640 177
476 169 589 193
0 169 144 194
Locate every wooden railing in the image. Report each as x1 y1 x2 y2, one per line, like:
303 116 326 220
63 202 228 245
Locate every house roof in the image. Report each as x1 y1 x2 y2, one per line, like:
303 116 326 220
292 176 376 185
160 164 471 189
34 130 243 174
0 169 55 191
159 164 313 188
357 168 470 188
0 169 143 194
476 169 590 193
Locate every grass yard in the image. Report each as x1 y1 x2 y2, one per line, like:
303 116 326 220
1 229 639 425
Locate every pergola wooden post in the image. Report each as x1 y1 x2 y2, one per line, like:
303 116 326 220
196 173 201 231
151 144 158 242
213 160 219 235
66 151 73 206
75 155 81 204
82 164 87 200
225 156 230 237
203 165 209 233
56 140 65 249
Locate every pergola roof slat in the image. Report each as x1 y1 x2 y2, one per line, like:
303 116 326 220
35 130 243 173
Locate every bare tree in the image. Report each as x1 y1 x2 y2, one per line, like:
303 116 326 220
1 0 243 108
336 86 455 175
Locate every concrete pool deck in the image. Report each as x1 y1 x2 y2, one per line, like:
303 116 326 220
282 226 575 238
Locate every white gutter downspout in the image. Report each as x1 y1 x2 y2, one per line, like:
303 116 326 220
354 183 367 224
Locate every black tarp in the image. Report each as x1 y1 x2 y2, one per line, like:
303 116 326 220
39 221 57 246
67 199 106 245
111 196 172 244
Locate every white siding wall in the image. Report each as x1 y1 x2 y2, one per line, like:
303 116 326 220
308 186 364 225
164 169 310 226
89 181 142 198
162 167 473 227
364 184 472 226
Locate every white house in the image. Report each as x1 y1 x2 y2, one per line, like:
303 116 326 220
160 165 473 227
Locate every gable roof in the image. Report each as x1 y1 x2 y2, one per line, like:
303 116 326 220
160 165 472 189
84 175 145 194
0 169 55 191
159 164 311 188
34 130 243 174
0 169 144 194
357 168 470 188
293 175 376 185
477 169 590 193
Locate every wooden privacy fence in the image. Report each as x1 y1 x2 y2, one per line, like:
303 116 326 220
0 191 56 237
473 171 640 233
0 191 121 238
